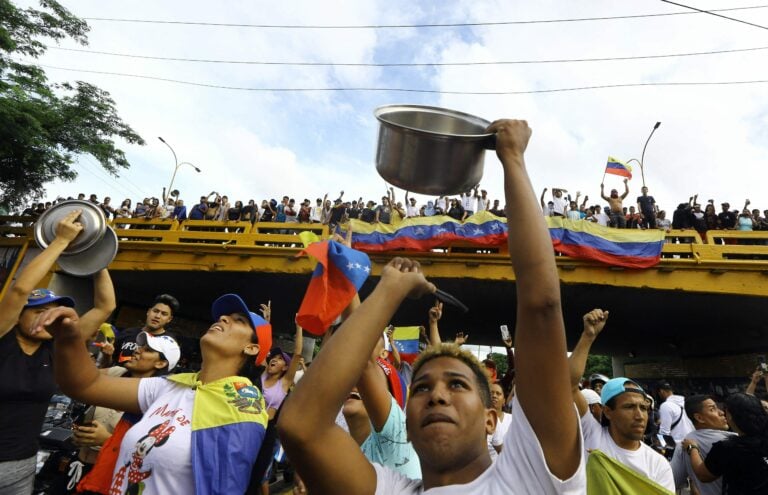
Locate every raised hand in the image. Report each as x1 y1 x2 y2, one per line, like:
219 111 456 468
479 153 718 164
55 209 85 243
380 257 436 300
101 342 115 356
259 300 272 323
454 332 469 346
428 300 443 323
582 309 609 340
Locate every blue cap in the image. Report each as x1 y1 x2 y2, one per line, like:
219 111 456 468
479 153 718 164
601 377 646 405
24 289 75 309
211 294 272 365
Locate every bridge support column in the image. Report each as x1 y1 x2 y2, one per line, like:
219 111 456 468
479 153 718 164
612 356 629 378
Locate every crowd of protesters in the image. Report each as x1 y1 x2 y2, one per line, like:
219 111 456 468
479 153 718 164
2 121 768 495
15 183 768 243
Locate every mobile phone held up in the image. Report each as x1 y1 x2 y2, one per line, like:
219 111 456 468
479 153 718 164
72 404 96 427
500 324 511 342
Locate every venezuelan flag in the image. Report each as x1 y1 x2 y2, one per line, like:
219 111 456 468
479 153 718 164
169 373 269 495
296 240 371 335
547 217 665 268
587 450 674 494
605 156 633 179
350 210 508 252
348 213 664 269
392 326 420 364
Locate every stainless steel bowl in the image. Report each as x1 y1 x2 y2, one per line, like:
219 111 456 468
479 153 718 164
374 105 495 195
34 200 107 254
56 227 118 277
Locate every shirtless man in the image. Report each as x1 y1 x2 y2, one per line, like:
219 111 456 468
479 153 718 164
601 179 629 228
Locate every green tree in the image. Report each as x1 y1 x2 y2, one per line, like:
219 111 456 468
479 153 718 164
0 0 144 209
585 354 613 379
488 352 508 376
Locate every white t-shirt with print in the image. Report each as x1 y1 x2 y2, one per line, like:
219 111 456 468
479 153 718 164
580 411 674 492
487 411 514 461
110 377 194 495
373 395 585 494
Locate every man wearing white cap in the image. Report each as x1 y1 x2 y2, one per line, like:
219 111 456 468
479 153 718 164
580 388 603 422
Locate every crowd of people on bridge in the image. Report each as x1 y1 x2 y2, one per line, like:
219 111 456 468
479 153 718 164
13 177 768 238
2 121 768 495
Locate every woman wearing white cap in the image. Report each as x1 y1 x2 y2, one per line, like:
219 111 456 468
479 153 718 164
0 210 116 495
32 293 272 495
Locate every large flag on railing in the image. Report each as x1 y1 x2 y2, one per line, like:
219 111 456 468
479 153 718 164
350 210 508 252
296 240 371 335
605 156 633 179
547 217 665 269
349 213 665 269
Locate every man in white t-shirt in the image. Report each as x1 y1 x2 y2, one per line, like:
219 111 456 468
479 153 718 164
460 187 478 217
476 189 491 213
569 309 674 492
279 120 585 494
656 381 695 444
405 192 420 218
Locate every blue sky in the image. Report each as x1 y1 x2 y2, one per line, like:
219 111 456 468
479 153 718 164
16 0 768 213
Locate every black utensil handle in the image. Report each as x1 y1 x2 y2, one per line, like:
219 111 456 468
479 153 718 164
434 289 469 313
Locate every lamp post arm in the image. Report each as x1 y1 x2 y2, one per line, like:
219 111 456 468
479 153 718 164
639 122 661 188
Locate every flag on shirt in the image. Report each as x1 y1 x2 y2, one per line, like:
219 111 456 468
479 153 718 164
605 156 633 179
392 326 421 364
587 450 674 494
296 240 371 335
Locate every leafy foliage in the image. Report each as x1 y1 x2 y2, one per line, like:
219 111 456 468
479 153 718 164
585 354 613 379
0 0 144 209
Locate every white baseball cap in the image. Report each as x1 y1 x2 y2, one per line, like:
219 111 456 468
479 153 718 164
581 388 602 406
136 332 181 371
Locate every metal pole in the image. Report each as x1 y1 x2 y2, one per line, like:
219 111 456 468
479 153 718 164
158 137 178 202
639 122 661 188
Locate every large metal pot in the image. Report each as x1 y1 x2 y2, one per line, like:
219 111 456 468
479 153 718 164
374 104 495 195
33 200 118 277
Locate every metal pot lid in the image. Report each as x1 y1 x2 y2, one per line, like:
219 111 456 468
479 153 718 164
34 200 107 255
57 226 118 277
375 104 492 139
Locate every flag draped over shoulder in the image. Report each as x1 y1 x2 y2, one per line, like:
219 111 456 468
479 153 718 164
349 213 665 269
605 156 633 179
587 450 674 495
392 326 421 364
296 240 371 335
547 217 665 268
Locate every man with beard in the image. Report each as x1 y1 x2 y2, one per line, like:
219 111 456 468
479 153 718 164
670 395 734 495
600 179 629 228
113 294 180 365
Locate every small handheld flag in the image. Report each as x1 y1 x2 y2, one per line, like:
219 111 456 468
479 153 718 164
605 157 632 179
296 240 371 335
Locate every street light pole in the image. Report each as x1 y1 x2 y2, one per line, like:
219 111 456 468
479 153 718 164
158 136 201 203
639 122 661 188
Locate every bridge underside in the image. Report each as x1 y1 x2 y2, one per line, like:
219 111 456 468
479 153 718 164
109 270 768 359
